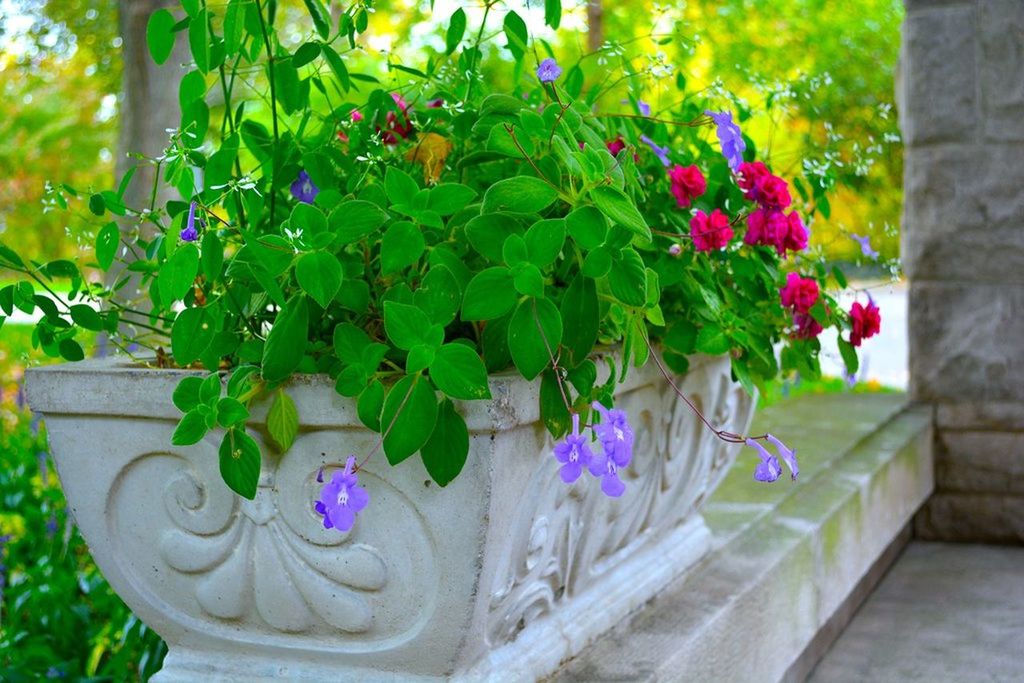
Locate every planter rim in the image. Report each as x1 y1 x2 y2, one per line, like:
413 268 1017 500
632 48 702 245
25 353 721 433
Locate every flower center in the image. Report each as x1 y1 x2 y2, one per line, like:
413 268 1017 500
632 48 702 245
606 460 617 476
569 445 579 463
337 488 349 506
614 426 625 442
302 181 313 195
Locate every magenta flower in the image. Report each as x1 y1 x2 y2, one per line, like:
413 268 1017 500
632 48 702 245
536 58 562 83
591 401 634 468
180 201 199 242
745 438 782 482
553 413 595 483
705 110 746 171
314 455 369 532
290 170 319 204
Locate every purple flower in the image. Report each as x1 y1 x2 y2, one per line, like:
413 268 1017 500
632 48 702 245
746 438 781 482
314 455 369 532
590 451 626 497
640 134 671 167
851 233 879 259
766 433 799 481
553 413 595 483
620 99 651 116
180 201 200 242
591 401 634 467
536 58 562 83
45 514 59 538
290 170 319 204
705 110 746 171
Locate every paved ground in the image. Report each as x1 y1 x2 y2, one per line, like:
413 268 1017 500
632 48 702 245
808 542 1024 683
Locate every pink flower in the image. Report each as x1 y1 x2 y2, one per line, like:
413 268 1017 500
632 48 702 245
849 299 881 346
690 209 733 252
351 110 364 122
755 174 792 209
606 137 626 156
426 98 444 108
669 164 707 208
737 161 770 200
792 311 823 339
784 212 809 252
379 93 414 145
779 272 819 314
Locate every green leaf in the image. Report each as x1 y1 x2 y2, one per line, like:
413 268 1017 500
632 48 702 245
560 275 599 366
540 369 571 438
301 0 331 39
407 344 435 373
832 265 848 289
58 338 85 362
590 186 650 240
696 325 731 355
262 294 309 382
381 375 439 466
333 322 371 361
217 397 250 428
329 200 389 244
267 389 299 451
218 429 261 499
508 297 562 380
502 11 528 61
525 218 565 268
420 399 469 486
226 365 260 398
381 221 425 275
290 202 328 236
201 230 223 281
608 248 647 307
838 338 859 376
160 243 200 305
582 247 613 277
482 176 558 214
171 307 215 365
146 8 177 65
544 0 562 29
69 304 103 331
430 343 491 400
321 44 351 92
428 183 476 215
173 376 205 412
88 193 105 216
172 410 208 446
513 263 545 297
566 206 607 249
357 380 385 432
224 0 244 56
296 251 343 309
384 301 437 351
385 167 419 206
415 266 461 325
462 267 516 321
199 373 221 404
188 8 210 73
445 8 467 55
466 213 521 262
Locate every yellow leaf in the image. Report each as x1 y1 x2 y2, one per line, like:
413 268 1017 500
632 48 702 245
405 132 453 184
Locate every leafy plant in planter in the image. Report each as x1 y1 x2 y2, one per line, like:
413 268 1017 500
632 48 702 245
0 1 880 529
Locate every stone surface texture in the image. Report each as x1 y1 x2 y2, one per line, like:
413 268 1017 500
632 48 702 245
26 355 754 682
555 395 933 682
901 0 1024 541
808 542 1024 682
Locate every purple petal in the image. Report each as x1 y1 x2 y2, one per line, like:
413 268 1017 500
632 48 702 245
560 461 583 483
553 441 572 464
348 485 370 511
601 473 626 497
322 514 334 529
754 458 781 482
333 506 355 532
766 434 799 481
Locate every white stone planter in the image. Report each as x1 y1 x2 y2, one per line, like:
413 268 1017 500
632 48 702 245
27 354 754 681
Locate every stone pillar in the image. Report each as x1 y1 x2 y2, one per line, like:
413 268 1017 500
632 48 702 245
901 0 1024 542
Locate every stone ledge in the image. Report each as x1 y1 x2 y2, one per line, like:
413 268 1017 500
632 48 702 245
553 396 933 682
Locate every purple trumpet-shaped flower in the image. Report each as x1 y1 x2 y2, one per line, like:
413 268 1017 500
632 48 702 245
746 438 782 482
705 110 746 171
640 134 672 167
536 58 562 83
180 201 200 242
851 233 879 259
553 413 595 483
589 451 626 497
591 401 634 467
314 455 369 532
290 170 319 204
766 433 799 481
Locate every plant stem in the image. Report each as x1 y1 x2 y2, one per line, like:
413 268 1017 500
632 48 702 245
254 0 280 225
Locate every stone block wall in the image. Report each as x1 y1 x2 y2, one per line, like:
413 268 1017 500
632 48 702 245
901 0 1024 542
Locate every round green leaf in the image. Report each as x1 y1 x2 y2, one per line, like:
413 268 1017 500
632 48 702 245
146 8 177 65
462 267 517 321
429 343 491 400
482 176 558 214
508 297 562 380
420 399 469 486
296 251 343 309
172 409 209 446
381 221 425 275
171 307 215 366
590 186 651 240
381 375 439 466
218 429 261 499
